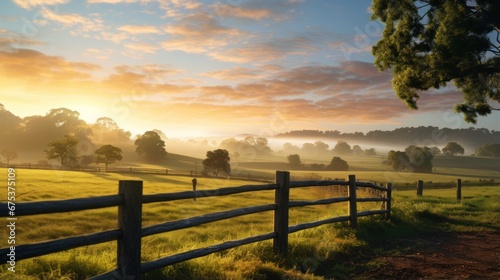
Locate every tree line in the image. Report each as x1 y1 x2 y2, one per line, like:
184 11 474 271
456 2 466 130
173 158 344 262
276 126 500 151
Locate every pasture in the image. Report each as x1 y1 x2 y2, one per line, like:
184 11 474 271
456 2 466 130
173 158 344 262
0 164 498 279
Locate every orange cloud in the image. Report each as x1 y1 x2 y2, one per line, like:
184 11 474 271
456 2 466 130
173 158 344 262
209 36 317 63
161 13 244 53
13 0 68 9
41 7 104 34
118 25 161 34
213 4 273 20
124 42 159 54
202 67 263 81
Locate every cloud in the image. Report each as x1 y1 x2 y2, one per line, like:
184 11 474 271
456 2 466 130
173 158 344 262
40 7 104 34
13 0 68 9
124 42 159 54
87 0 137 3
209 36 317 63
213 4 273 20
161 12 244 53
0 44 465 134
117 25 161 34
211 0 305 22
0 48 101 81
0 32 43 49
202 67 263 81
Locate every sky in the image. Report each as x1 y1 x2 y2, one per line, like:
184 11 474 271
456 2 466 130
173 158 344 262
0 0 499 139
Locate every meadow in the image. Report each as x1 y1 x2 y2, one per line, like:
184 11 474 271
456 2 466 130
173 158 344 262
0 160 498 279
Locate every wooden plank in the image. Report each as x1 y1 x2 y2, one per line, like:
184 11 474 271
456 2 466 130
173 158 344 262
355 182 389 192
140 232 277 273
274 171 290 256
289 180 348 188
417 180 424 196
0 195 123 217
289 197 349 208
288 216 350 234
0 229 121 262
386 183 392 220
142 184 277 204
142 204 276 237
117 180 143 280
348 175 357 228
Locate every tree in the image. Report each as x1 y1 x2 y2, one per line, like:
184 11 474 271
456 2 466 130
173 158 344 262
352 145 363 155
327 156 349 171
134 131 167 161
0 148 18 166
203 149 231 177
386 150 411 171
429 146 442 156
91 117 132 145
95 145 123 171
476 143 500 157
442 142 465 156
407 146 434 173
332 141 352 155
287 154 303 168
371 0 500 123
364 148 377 156
45 135 79 167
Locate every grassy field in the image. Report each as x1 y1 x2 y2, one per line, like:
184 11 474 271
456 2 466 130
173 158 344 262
0 166 498 279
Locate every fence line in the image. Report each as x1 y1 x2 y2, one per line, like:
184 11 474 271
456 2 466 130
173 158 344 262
0 171 391 279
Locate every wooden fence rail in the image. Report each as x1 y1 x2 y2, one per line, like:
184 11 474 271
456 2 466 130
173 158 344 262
0 171 391 279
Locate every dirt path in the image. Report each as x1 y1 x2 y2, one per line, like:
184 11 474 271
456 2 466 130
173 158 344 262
357 231 500 279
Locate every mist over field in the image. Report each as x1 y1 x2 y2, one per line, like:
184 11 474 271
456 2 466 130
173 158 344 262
1 106 499 181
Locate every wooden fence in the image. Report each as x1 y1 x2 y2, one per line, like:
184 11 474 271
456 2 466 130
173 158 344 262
0 171 391 279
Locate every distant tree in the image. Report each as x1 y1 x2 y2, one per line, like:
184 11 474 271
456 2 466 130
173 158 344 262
352 145 363 155
203 149 231 177
45 135 79 167
0 148 18 166
134 131 167 161
95 145 123 171
386 150 411 171
407 146 434 173
442 142 465 156
372 0 500 123
429 146 442 156
309 163 326 171
91 117 132 144
476 143 500 157
287 154 303 168
333 141 352 155
327 156 349 171
363 148 377 156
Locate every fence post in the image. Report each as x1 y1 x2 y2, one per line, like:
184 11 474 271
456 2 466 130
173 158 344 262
417 180 423 196
385 183 392 220
456 179 462 201
274 171 290 257
348 175 357 228
118 180 143 279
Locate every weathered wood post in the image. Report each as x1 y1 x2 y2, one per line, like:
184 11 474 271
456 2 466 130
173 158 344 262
192 178 197 202
118 180 143 279
348 175 357 228
273 171 290 257
456 179 462 201
417 180 424 196
385 183 392 220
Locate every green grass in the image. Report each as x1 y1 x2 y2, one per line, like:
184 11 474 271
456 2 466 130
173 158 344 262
0 168 498 279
